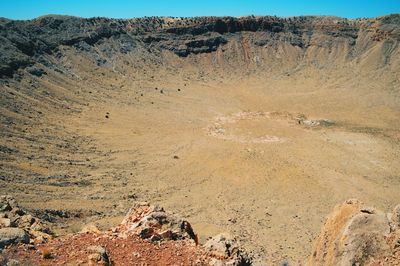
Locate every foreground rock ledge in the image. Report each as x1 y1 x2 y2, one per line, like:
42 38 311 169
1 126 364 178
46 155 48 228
0 199 251 265
0 197 399 265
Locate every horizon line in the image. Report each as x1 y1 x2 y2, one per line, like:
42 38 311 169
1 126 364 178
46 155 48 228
2 13 399 22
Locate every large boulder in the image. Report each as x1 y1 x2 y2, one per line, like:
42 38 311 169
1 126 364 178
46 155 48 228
338 209 391 265
307 199 400 265
87 245 110 266
0 228 29 248
116 202 197 243
204 233 251 266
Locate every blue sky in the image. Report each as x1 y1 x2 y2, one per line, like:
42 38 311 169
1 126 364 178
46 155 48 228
1 0 399 20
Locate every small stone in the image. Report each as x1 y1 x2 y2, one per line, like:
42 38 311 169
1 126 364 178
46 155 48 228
10 208 25 217
132 252 141 258
19 214 35 227
87 245 110 266
30 220 50 233
80 224 101 234
6 259 20 266
30 230 52 242
0 203 11 212
88 253 101 264
0 218 11 227
0 228 29 248
150 234 163 242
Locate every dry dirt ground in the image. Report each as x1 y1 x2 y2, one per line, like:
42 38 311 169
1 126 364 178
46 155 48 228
2 233 211 265
1 18 400 264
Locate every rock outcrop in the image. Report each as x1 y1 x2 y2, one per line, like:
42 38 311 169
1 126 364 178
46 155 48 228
307 199 400 265
0 196 52 248
115 202 251 265
116 202 198 242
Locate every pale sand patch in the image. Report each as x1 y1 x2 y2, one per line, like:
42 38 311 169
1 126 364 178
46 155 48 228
207 111 295 143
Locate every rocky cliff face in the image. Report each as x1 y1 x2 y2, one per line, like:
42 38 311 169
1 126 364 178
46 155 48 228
1 14 399 77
